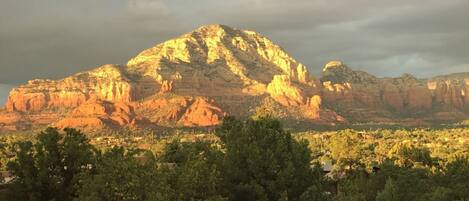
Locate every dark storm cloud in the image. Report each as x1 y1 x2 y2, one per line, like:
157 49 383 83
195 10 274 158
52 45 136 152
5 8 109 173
1 0 468 88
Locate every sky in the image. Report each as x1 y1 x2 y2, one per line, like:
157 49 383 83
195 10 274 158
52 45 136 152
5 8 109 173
1 0 468 89
0 84 12 106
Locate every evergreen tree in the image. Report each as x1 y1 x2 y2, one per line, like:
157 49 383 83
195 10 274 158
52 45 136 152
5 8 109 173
376 178 399 201
6 128 96 201
217 117 321 201
159 140 226 201
75 147 172 201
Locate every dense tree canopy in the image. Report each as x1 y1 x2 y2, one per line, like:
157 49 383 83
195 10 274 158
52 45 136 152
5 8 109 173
6 128 96 201
0 120 468 201
217 117 324 201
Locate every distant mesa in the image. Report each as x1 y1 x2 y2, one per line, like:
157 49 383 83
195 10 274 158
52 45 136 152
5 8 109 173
0 24 468 133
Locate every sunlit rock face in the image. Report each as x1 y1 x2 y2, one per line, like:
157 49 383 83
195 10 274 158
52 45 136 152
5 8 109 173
54 99 148 132
2 25 468 132
428 73 469 111
2 24 338 132
127 24 314 89
179 97 225 127
125 24 326 126
6 65 134 112
319 61 468 122
320 61 381 111
381 74 433 112
136 95 225 127
267 75 306 107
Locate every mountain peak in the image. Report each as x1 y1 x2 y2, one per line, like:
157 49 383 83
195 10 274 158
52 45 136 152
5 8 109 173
321 61 377 84
193 24 234 34
323 60 345 72
126 24 312 85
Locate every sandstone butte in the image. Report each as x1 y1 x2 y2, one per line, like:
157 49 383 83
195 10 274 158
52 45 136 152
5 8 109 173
0 24 468 133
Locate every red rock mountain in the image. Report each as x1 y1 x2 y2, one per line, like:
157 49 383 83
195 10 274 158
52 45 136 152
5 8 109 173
0 25 468 132
320 61 469 123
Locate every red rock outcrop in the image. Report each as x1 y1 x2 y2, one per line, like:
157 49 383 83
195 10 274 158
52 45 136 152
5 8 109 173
381 83 404 111
139 96 189 123
267 75 306 107
159 80 173 93
6 65 134 113
54 99 146 131
380 75 433 112
179 97 225 127
319 61 468 122
406 85 432 111
0 112 24 131
429 79 467 109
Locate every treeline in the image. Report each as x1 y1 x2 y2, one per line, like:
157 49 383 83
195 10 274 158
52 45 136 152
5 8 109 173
0 118 468 201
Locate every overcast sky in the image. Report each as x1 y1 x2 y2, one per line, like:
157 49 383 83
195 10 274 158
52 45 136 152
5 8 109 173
0 84 11 105
1 0 468 88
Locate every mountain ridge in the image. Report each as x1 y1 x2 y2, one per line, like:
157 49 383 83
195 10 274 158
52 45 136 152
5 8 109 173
1 24 468 133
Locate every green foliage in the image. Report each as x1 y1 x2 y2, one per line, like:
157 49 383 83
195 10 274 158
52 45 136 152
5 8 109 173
76 148 172 201
376 178 399 201
1 123 468 201
299 128 469 201
300 185 331 201
6 128 96 201
390 145 434 168
429 157 469 200
159 140 226 201
328 130 369 171
217 117 322 201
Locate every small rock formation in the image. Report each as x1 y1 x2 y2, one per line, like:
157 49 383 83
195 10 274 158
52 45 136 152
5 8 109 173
321 61 378 84
179 97 225 127
159 80 173 93
55 99 146 131
267 75 305 107
303 95 322 119
0 112 25 131
139 96 190 123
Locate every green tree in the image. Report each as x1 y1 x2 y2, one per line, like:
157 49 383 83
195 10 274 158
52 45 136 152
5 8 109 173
299 185 330 201
75 147 172 201
376 178 399 201
6 127 96 201
393 145 434 168
428 157 469 201
217 117 321 201
160 140 226 201
328 130 367 171
335 171 372 201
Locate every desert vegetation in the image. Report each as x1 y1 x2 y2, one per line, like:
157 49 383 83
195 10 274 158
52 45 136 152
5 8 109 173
0 118 468 201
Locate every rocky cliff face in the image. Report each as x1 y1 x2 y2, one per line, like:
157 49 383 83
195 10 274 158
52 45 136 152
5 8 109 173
54 99 148 132
0 25 329 132
6 65 134 112
428 74 469 109
1 25 468 133
320 61 468 122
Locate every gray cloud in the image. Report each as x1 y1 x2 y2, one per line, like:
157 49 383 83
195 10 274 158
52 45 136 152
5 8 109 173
1 0 468 88
0 84 13 106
